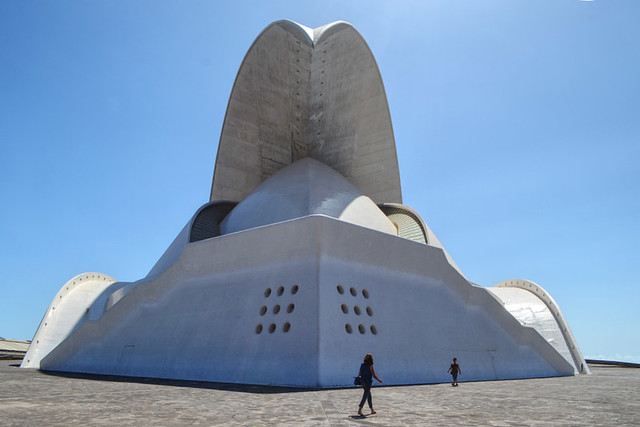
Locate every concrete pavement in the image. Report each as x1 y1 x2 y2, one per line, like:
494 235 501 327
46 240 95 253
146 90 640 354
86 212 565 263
1 360 638 426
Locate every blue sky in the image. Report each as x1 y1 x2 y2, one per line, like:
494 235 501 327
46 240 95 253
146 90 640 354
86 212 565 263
1 1 638 363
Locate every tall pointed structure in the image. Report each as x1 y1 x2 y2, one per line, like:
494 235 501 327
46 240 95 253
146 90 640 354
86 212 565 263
22 21 588 387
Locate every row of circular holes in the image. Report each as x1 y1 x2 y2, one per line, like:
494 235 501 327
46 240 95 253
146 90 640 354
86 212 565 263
260 304 294 315
260 304 371 320
257 322 376 335
342 305 372 316
338 285 369 299
257 321 376 336
256 322 291 334
265 285 298 297
266 285 368 299
346 324 377 335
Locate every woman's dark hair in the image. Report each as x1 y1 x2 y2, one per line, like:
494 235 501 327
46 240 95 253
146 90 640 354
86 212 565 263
364 353 374 365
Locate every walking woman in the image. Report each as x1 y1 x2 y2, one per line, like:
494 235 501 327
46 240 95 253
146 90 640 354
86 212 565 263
357 353 382 416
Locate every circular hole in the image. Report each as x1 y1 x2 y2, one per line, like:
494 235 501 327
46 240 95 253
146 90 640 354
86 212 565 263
350 287 357 296
341 304 348 314
273 304 281 314
370 325 377 335
345 324 353 334
362 289 370 299
291 285 299 295
337 285 344 294
255 324 263 334
358 324 366 334
277 286 284 296
269 324 276 333
354 306 361 315
366 306 373 316
260 306 267 316
287 303 295 313
283 322 291 332
264 288 272 297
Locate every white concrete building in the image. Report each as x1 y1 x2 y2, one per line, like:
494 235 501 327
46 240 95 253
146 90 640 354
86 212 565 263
22 21 589 387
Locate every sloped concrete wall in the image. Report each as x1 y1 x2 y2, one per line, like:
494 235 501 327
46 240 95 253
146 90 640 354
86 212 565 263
39 219 324 386
315 218 574 386
36 216 572 387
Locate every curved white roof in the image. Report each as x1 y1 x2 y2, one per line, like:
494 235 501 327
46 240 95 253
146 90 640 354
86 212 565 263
210 20 402 204
219 157 398 236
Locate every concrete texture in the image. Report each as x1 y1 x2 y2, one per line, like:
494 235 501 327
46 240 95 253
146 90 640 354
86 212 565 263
25 215 576 386
211 20 402 204
1 361 638 426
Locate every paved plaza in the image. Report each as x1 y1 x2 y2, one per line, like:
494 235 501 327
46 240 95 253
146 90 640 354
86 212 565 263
1 360 638 426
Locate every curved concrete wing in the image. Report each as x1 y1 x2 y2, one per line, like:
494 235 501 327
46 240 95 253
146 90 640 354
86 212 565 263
21 273 118 369
488 279 589 374
210 20 402 204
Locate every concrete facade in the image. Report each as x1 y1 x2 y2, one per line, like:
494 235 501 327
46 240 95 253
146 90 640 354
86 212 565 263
210 21 402 205
22 20 588 387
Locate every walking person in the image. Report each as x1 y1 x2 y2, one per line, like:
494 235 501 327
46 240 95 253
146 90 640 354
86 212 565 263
448 357 461 386
357 353 382 416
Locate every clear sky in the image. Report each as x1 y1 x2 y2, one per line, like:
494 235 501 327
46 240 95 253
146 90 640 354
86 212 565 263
1 1 638 363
